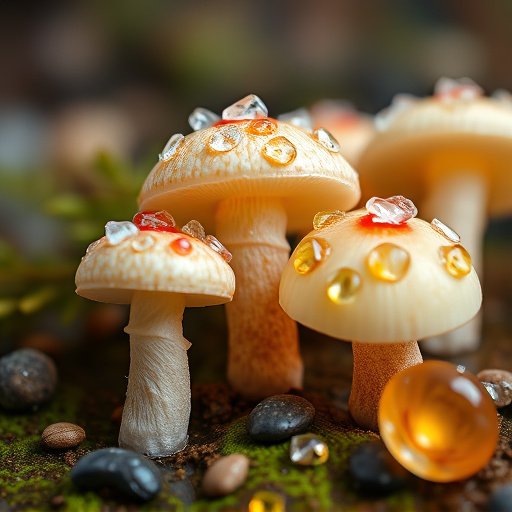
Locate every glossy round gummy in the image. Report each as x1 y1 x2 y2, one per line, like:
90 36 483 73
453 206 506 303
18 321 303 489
378 360 499 483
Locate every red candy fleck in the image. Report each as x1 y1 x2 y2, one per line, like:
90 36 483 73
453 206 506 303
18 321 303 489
170 237 193 256
359 214 412 231
133 211 179 233
212 116 277 128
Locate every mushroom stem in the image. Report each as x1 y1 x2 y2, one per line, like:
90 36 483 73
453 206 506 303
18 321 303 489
421 170 487 355
216 196 303 400
349 341 423 431
120 291 191 457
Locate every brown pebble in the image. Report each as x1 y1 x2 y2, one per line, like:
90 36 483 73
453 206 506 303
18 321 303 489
477 369 512 408
201 453 250 497
42 422 86 449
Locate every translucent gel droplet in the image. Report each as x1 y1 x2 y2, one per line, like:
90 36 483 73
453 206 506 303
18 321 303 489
222 94 268 120
170 237 193 256
182 220 206 241
246 118 277 136
262 136 297 165
313 210 345 230
434 77 483 104
293 238 330 275
366 196 418 225
277 108 314 132
327 268 362 304
188 107 220 131
205 234 232 262
208 124 242 152
439 244 472 278
131 235 155 252
248 490 285 512
105 221 139 245
132 211 177 232
431 219 460 243
312 128 340 152
290 433 329 466
367 243 411 282
159 134 184 161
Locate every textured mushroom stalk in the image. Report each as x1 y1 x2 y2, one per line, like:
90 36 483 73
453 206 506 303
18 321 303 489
216 197 303 400
120 291 191 457
421 169 487 355
349 341 423 431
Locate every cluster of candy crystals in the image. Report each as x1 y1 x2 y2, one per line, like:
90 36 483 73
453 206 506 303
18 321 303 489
313 210 345 230
312 128 340 153
435 77 483 104
366 196 418 225
262 136 297 165
182 220 232 262
248 490 285 512
327 268 361 305
375 94 419 131
105 221 139 245
293 238 331 275
132 211 177 232
159 134 184 162
208 124 243 152
277 108 314 132
439 244 472 278
367 243 411 282
188 107 221 131
222 94 268 120
290 433 329 466
430 218 460 243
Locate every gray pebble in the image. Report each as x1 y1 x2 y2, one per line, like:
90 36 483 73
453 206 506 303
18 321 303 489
202 454 250 497
246 394 315 443
70 447 162 501
487 483 512 512
0 348 58 411
477 369 512 408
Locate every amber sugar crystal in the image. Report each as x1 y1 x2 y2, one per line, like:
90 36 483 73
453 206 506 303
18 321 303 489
379 360 499 482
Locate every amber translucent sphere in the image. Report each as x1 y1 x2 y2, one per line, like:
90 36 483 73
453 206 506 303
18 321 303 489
378 360 499 482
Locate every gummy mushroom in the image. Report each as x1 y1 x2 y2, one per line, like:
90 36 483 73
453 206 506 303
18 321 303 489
75 211 235 456
358 77 512 354
138 94 360 400
279 196 482 431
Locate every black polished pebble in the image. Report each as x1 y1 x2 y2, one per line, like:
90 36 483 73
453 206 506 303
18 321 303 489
0 348 58 411
349 440 410 495
70 447 162 502
246 394 315 443
487 483 512 512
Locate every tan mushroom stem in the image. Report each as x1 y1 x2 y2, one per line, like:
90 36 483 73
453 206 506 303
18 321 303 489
349 341 423 431
421 167 487 355
120 290 191 457
215 196 303 400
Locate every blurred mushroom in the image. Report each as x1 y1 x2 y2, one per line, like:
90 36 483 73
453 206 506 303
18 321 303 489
358 77 512 354
279 196 482 431
138 94 360 400
75 211 235 456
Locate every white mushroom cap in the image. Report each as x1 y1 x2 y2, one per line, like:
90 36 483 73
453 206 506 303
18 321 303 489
76 230 235 307
138 119 360 232
359 94 512 216
279 208 482 343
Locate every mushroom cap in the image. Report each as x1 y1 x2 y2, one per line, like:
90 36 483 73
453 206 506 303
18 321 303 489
138 119 360 232
279 208 482 343
358 96 512 216
75 230 235 307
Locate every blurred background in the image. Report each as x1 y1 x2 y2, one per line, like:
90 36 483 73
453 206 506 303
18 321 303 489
1 0 511 362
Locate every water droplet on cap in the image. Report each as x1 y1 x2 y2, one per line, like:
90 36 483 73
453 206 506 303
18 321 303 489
367 243 410 282
262 136 297 165
366 196 417 225
208 125 242 152
278 108 314 132
327 268 362 304
222 94 268 120
246 118 277 136
131 235 155 252
312 128 340 152
170 237 193 256
313 210 345 230
431 219 460 243
105 221 139 245
293 238 330 275
159 134 184 162
188 108 220 131
439 244 472 278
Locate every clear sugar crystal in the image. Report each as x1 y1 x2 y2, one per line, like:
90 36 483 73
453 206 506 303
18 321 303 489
277 108 314 132
182 220 206 241
205 234 232 262
434 77 483 103
366 196 417 224
159 134 184 161
431 218 460 243
312 128 340 152
222 94 268 120
105 221 139 245
188 108 220 131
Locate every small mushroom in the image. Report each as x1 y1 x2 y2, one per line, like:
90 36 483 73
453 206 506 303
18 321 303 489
138 95 360 400
279 196 482 431
75 212 235 456
358 77 512 354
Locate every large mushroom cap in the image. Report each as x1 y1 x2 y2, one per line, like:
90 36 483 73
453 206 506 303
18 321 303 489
279 207 482 343
76 229 235 307
358 88 512 216
138 119 360 232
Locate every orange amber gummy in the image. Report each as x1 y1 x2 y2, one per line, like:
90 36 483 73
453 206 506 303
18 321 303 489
378 360 499 483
